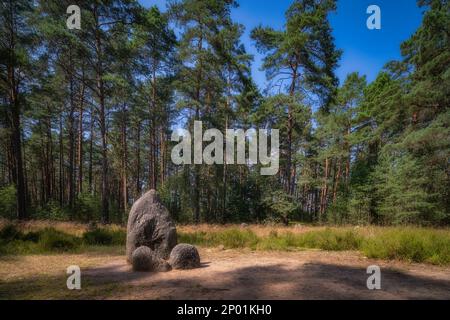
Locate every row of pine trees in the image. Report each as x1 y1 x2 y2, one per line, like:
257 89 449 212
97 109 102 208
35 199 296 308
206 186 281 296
0 0 448 225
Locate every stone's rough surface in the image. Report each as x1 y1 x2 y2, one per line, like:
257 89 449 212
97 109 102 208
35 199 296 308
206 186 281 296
131 246 154 271
153 258 172 272
126 190 177 262
131 246 173 272
169 244 201 270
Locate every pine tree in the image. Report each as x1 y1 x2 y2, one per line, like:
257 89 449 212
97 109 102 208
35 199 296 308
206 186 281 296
251 0 341 196
0 0 36 219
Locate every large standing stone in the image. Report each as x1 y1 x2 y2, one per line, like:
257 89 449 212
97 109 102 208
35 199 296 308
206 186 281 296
126 190 177 262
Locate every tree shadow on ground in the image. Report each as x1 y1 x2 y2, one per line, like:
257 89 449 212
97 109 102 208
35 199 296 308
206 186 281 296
84 261 450 300
1 260 449 300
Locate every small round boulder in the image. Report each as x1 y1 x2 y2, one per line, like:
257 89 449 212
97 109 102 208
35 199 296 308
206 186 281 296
131 246 154 271
169 244 201 270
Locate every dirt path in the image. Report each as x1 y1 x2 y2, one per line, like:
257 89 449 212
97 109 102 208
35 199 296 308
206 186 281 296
1 248 449 299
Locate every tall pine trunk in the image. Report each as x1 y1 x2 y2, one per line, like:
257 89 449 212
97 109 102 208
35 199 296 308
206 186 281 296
135 121 141 198
59 109 64 207
77 69 85 195
88 107 94 195
68 66 75 210
121 105 128 222
319 157 330 221
6 0 27 219
94 6 109 223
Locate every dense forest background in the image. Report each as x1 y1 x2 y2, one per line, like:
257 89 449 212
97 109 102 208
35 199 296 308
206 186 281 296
0 0 448 226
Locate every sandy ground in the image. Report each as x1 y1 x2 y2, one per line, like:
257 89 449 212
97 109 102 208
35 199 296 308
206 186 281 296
1 248 449 300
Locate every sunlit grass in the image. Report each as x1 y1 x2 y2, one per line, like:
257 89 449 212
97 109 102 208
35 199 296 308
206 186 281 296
179 227 450 265
1 220 449 265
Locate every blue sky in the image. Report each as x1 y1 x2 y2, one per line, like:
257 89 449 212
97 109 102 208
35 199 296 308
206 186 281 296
139 0 425 89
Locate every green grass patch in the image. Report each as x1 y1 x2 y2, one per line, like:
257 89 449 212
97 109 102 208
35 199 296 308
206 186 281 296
0 224 24 242
38 228 81 252
0 225 126 256
1 223 449 265
360 227 450 265
179 228 259 249
262 229 362 251
180 227 450 265
82 228 126 246
180 228 364 251
0 226 81 255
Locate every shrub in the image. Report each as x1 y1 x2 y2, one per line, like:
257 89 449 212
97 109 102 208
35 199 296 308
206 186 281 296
38 228 80 251
74 194 102 222
0 224 128 255
21 231 40 243
82 228 126 245
0 225 42 255
0 239 41 255
33 200 68 221
262 190 299 225
0 224 23 241
0 185 16 219
83 228 113 245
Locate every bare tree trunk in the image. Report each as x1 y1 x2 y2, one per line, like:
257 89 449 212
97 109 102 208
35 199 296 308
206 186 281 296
333 159 342 204
222 68 231 223
159 125 165 185
45 108 54 201
77 70 86 195
153 125 157 189
345 126 351 188
6 0 27 219
149 64 157 190
94 6 109 223
135 121 141 197
222 116 228 223
148 121 157 190
121 105 128 222
68 66 75 210
286 108 293 194
99 97 109 223
193 32 204 224
319 157 329 221
59 109 64 207
286 65 298 195
39 120 47 204
88 106 94 195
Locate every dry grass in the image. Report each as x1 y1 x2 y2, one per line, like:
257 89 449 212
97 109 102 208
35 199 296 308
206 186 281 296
2 219 449 265
0 218 124 236
3 218 447 238
1 220 449 299
0 219 326 236
177 223 328 237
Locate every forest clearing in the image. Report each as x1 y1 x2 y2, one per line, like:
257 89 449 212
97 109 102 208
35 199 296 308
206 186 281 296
0 220 449 300
1 0 449 304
